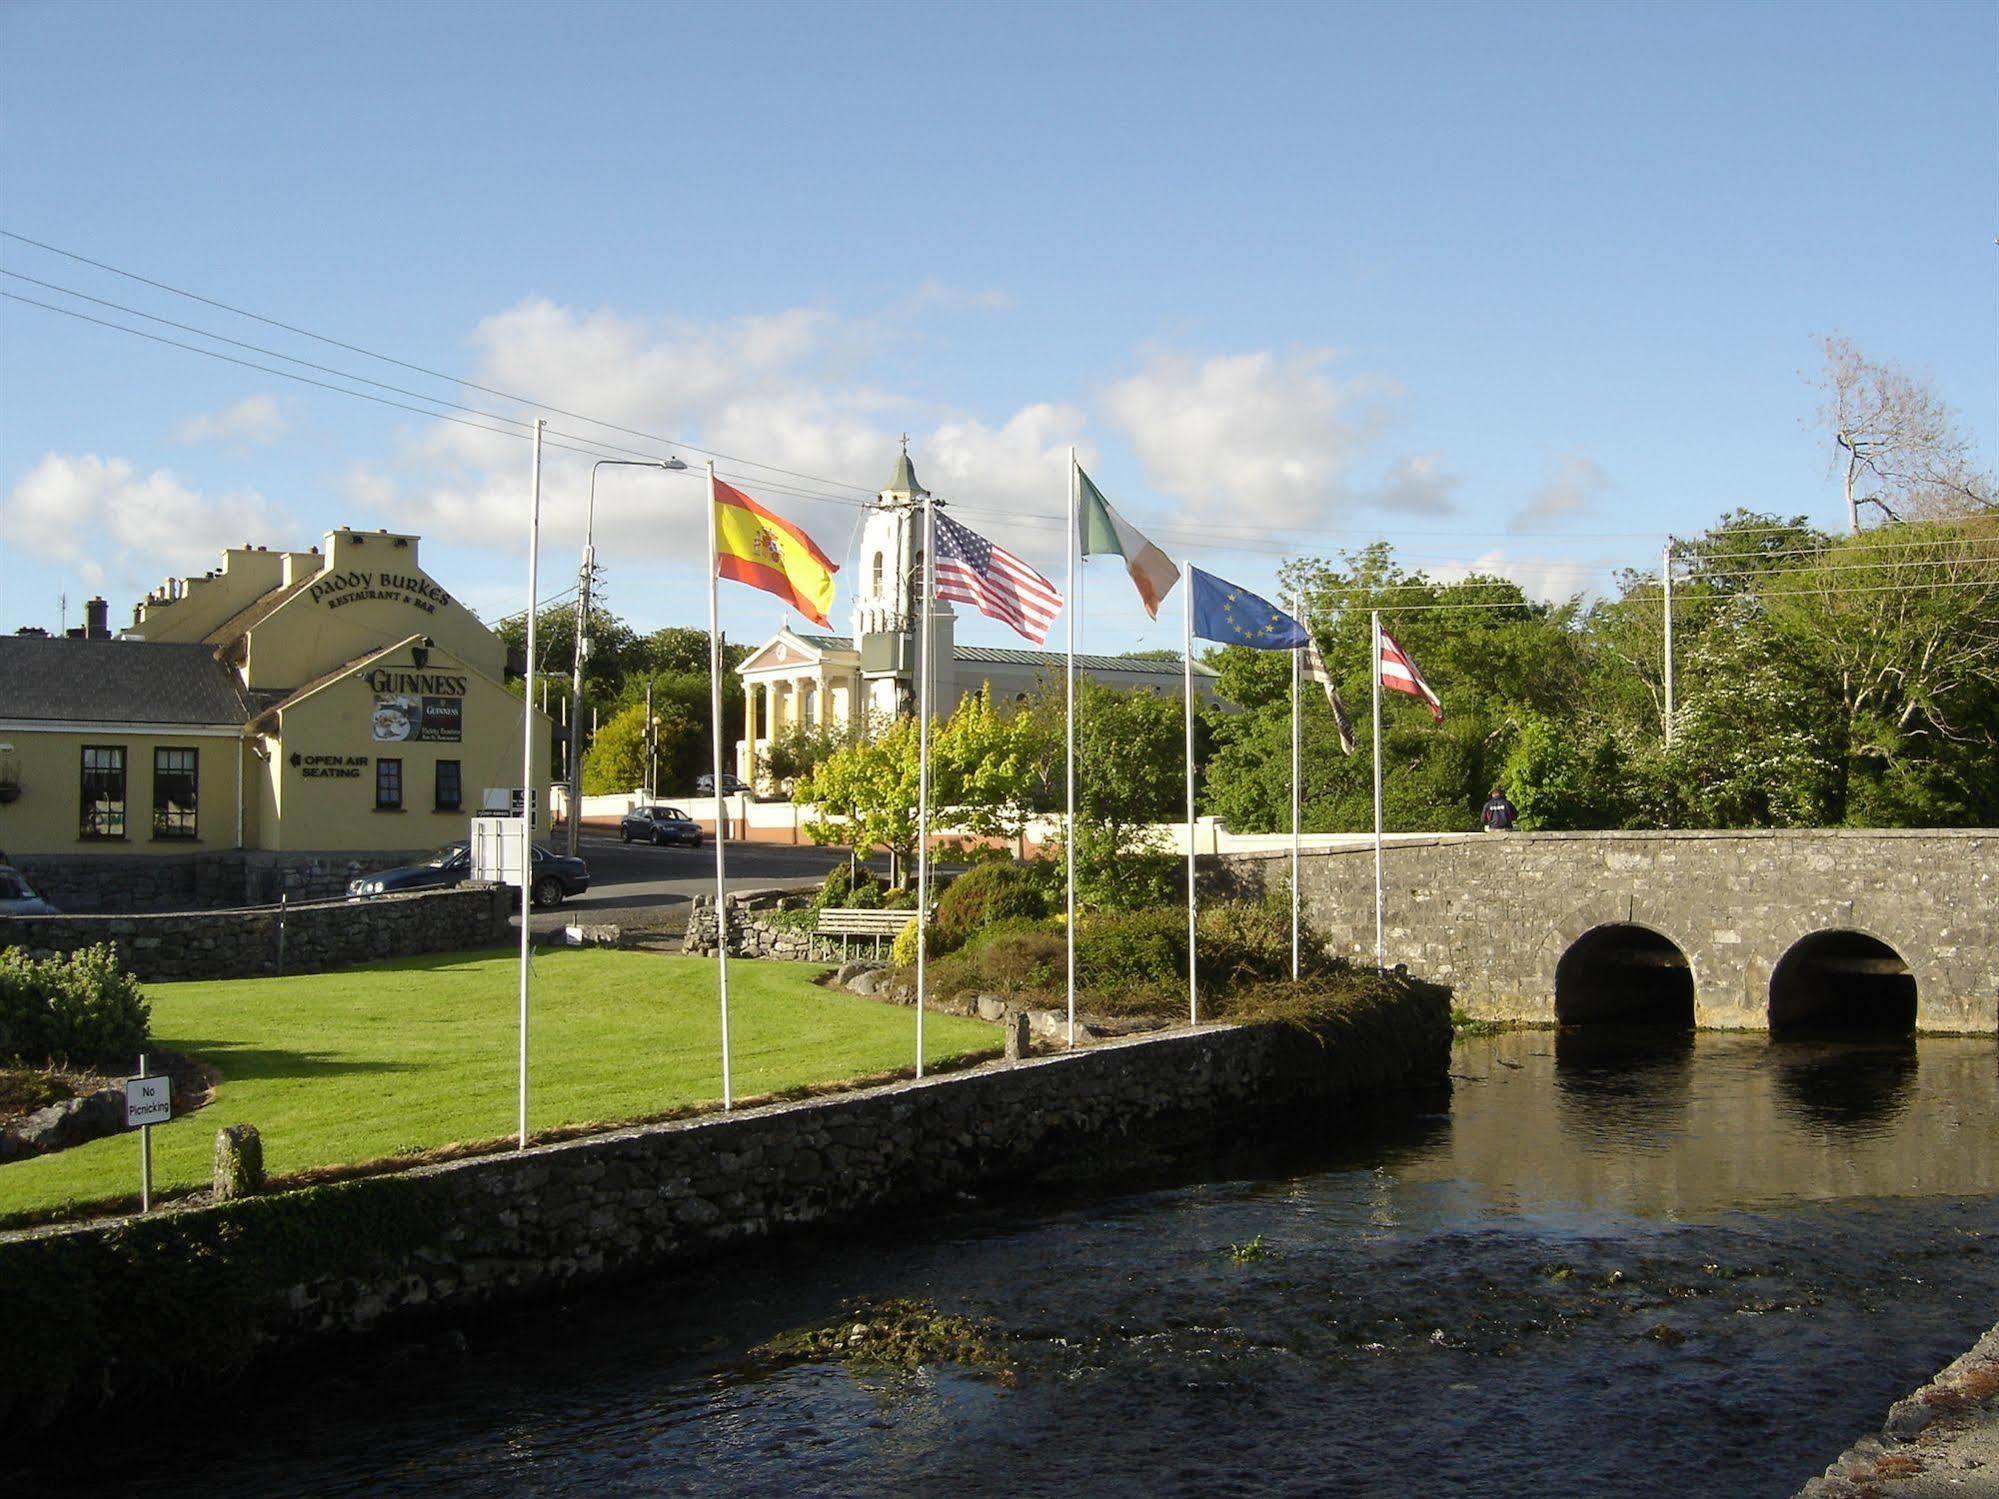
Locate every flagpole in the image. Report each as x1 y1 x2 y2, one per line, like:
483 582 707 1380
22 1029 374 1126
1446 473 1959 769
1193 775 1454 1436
1291 588 1302 983
517 418 543 1151
1183 563 1197 1028
1064 448 1079 1049
1661 537 1675 745
1371 608 1385 969
915 490 936 1078
704 461 733 1110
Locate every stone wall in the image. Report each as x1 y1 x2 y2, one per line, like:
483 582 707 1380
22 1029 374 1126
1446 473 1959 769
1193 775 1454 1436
0 883 512 982
1212 828 1999 1033
0 993 1451 1434
13 849 428 913
682 887 908 964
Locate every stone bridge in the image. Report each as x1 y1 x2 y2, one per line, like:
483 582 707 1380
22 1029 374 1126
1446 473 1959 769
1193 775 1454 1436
1215 829 1997 1035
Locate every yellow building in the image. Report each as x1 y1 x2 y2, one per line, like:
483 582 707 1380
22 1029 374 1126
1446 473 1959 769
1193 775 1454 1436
0 528 551 906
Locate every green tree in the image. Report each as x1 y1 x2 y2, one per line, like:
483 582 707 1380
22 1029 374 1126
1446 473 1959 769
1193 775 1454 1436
496 601 638 693
1764 515 1999 824
799 715 925 881
1023 676 1186 908
581 701 693 796
1661 597 1841 827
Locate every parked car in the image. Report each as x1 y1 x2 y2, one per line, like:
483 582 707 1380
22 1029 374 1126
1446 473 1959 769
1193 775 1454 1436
619 805 703 847
349 841 590 909
0 865 59 915
694 772 751 795
349 842 471 898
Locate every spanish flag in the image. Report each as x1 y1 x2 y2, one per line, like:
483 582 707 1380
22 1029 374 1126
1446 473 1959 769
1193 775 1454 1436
713 479 839 626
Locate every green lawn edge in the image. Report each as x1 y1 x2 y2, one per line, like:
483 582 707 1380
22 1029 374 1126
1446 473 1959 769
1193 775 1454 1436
1 948 995 1227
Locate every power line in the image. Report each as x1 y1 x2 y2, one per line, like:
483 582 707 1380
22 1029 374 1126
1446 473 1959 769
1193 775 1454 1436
8 227 1927 550
10 230 1992 586
0 227 881 498
0 288 882 514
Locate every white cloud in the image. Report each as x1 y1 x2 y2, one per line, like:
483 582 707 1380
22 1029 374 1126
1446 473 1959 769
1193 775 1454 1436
6 453 284 591
1512 450 1610 530
1101 348 1446 526
172 393 286 446
1369 452 1460 516
360 296 1083 579
1430 548 1602 605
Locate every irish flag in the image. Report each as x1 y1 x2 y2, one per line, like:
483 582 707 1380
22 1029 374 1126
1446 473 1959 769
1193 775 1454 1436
1379 627 1444 721
1078 466 1180 619
713 479 839 627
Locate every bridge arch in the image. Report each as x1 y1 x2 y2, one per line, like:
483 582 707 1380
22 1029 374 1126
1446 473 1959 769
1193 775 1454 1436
1554 923 1695 1028
1768 929 1916 1036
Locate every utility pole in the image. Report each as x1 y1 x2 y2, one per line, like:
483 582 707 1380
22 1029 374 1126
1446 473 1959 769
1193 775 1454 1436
645 678 654 800
567 457 686 852
564 548 594 854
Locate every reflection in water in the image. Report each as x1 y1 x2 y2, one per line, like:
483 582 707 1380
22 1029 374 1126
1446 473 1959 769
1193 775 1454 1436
16 1033 1999 1499
1552 1026 1696 1155
1773 1039 1920 1134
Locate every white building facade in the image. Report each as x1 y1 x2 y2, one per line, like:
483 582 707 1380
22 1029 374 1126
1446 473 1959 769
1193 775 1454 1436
735 449 1212 784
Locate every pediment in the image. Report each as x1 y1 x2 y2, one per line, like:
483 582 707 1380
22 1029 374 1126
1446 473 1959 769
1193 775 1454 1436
738 629 855 676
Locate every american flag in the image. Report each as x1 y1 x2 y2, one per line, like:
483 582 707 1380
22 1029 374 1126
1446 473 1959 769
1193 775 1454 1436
931 509 1065 644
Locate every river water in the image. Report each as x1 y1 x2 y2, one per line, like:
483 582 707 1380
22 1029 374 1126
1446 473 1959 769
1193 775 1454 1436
39 1031 1999 1497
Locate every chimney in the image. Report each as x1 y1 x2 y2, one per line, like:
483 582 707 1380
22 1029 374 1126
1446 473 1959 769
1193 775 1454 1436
86 597 111 640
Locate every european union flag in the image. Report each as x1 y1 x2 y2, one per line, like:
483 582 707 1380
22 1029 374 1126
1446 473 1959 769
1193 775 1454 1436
1189 566 1310 649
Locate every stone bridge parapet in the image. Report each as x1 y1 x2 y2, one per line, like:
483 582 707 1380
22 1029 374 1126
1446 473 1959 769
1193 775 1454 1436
1213 829 1998 1034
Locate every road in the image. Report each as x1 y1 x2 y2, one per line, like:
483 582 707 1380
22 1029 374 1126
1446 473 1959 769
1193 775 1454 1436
523 833 854 939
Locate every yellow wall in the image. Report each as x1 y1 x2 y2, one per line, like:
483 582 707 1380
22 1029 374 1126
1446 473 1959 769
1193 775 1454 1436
240 530 504 691
262 650 550 852
0 726 246 855
128 547 316 643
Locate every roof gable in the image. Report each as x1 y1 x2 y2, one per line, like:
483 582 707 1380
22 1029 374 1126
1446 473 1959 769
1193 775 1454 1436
738 628 856 674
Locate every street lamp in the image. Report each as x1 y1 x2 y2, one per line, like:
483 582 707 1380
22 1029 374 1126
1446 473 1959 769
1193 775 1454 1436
567 457 687 853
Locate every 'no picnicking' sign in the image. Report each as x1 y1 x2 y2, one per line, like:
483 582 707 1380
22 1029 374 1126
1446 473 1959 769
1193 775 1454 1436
125 1074 171 1128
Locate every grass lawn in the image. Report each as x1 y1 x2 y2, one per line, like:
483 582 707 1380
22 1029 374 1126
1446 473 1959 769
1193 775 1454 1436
0 949 995 1225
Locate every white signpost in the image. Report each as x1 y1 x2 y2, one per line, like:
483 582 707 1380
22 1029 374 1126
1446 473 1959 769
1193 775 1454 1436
126 1054 171 1212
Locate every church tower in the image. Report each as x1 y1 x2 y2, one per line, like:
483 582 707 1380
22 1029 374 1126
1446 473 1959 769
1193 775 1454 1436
854 441 952 718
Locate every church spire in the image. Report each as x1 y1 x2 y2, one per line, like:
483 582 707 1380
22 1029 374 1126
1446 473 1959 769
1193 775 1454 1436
883 434 927 500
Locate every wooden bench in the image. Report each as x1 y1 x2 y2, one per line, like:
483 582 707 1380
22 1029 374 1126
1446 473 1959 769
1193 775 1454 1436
814 907 915 959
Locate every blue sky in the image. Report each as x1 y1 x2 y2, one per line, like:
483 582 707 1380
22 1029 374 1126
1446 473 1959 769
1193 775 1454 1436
2 0 1992 658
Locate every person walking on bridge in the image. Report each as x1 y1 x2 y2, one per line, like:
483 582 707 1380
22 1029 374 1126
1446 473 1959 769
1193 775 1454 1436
1481 786 1518 831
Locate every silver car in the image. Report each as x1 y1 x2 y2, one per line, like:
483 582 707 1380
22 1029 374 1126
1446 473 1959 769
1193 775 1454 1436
0 865 59 915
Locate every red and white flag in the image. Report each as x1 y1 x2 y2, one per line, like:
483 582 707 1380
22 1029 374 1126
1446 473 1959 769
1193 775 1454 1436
1379 628 1443 721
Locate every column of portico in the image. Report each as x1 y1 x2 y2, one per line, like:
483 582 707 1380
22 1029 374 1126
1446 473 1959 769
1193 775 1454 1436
741 679 760 780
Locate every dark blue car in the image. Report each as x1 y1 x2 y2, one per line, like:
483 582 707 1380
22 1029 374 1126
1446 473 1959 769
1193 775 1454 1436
618 805 703 847
349 841 590 908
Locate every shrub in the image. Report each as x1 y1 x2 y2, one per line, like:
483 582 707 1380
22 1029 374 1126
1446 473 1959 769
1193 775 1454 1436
1077 907 1186 992
890 914 928 967
931 861 1049 951
814 862 855 909
1077 901 1318 997
0 945 151 1065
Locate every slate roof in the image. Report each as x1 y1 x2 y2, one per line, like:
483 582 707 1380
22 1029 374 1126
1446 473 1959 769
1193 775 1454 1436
0 638 251 726
757 631 1215 677
957 645 1218 678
